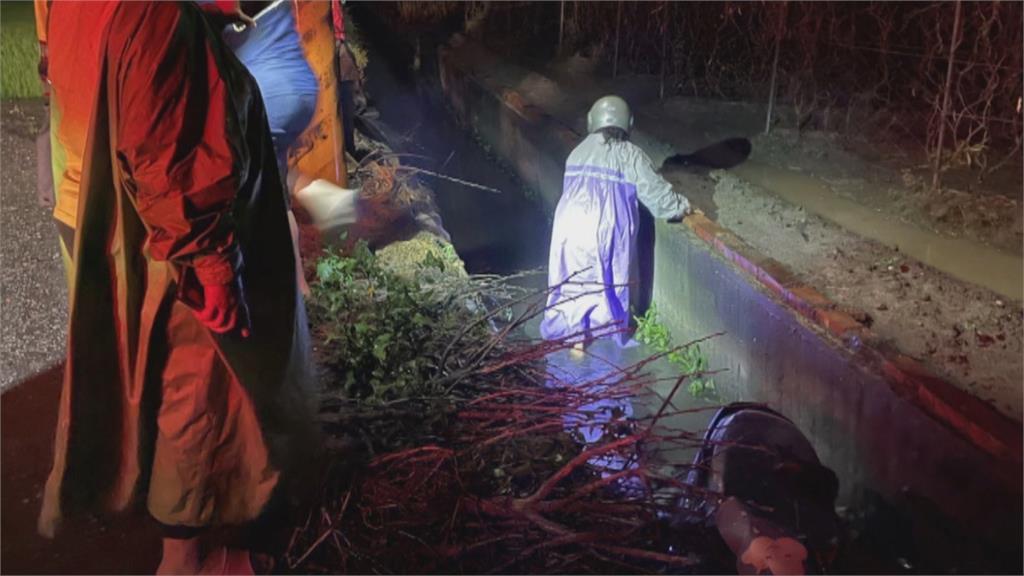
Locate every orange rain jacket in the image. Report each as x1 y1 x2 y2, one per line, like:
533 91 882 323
38 2 315 536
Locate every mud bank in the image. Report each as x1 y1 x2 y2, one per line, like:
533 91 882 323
711 170 1023 421
428 36 1022 565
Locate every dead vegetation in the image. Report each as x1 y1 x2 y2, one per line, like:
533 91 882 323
390 1 1022 187
283 238 726 573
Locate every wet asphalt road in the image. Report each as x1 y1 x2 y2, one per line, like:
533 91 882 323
1 100 68 390
2 364 161 574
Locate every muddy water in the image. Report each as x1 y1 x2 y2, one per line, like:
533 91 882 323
733 162 1024 301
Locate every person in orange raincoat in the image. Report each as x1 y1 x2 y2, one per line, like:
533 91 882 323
37 2 315 573
32 0 121 285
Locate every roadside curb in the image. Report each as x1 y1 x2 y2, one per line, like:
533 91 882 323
684 213 1022 464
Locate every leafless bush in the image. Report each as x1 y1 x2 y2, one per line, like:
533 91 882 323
920 2 1023 180
387 1 1021 180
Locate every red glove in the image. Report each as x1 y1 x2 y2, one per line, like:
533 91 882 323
195 278 251 337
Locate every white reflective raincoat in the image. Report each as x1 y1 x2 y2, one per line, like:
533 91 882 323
540 132 690 345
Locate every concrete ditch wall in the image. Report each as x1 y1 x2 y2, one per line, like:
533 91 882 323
435 38 1021 556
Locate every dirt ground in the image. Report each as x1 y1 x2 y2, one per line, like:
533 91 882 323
634 95 1024 255
649 96 1024 422
665 166 1023 421
750 126 1024 257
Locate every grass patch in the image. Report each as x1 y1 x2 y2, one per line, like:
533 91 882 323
1 2 42 99
635 303 717 399
311 241 483 414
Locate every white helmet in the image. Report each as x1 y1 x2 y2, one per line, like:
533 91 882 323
587 95 633 134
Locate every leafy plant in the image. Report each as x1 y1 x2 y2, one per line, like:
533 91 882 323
634 304 717 400
311 241 479 405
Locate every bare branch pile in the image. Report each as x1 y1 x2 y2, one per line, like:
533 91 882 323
284 240 726 573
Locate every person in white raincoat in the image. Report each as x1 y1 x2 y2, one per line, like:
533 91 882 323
541 96 691 348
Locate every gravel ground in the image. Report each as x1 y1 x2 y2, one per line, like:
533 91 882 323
1 100 67 390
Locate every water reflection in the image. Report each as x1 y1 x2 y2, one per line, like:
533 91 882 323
544 340 645 493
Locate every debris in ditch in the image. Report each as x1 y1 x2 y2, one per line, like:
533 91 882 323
280 242 732 574
849 310 874 327
975 331 996 347
400 165 505 194
948 354 970 366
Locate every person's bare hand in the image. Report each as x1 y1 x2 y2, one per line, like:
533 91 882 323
195 280 251 337
670 205 703 223
198 1 257 30
229 9 257 29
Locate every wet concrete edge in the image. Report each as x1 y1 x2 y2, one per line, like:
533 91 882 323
684 213 1023 464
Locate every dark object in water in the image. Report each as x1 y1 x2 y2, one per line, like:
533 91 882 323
677 403 841 575
662 138 752 171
